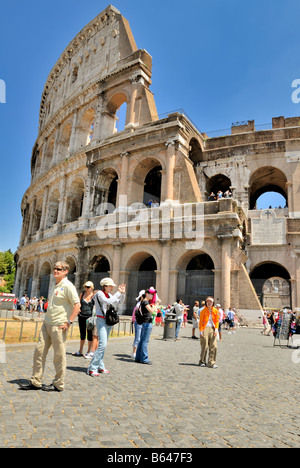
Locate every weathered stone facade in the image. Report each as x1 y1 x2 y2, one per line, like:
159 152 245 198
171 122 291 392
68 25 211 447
15 5 300 322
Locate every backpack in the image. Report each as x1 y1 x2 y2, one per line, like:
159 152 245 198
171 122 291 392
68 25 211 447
96 294 119 327
105 304 119 326
135 303 144 325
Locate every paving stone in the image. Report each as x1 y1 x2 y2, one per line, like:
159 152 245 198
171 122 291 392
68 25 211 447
1 326 300 448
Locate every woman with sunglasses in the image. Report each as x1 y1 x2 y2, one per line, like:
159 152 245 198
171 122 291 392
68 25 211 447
72 281 97 358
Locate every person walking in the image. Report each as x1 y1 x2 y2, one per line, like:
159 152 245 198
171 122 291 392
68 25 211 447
199 296 219 369
87 278 126 377
131 290 144 359
72 281 96 359
192 301 200 339
135 289 155 365
20 261 80 392
174 299 185 341
227 307 236 334
216 304 224 341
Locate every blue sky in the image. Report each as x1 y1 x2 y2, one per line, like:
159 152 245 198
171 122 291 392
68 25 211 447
0 0 299 252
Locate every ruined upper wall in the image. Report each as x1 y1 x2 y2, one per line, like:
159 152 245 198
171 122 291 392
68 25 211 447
38 5 148 130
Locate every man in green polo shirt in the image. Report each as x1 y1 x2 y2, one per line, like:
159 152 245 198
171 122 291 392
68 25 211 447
20 261 80 392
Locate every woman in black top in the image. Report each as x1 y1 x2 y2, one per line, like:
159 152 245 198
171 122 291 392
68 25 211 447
135 289 155 365
72 281 95 358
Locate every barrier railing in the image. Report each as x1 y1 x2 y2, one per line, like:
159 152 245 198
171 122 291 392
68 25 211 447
0 316 133 343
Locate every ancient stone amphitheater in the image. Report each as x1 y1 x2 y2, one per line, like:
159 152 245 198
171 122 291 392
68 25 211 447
14 5 300 321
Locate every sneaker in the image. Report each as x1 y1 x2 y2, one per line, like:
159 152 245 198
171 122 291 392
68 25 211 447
84 352 93 360
99 369 110 374
141 361 152 365
208 364 218 369
87 370 100 377
199 363 206 367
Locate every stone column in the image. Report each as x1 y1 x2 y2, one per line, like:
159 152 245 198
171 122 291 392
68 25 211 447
293 249 300 308
112 243 122 288
164 139 176 202
125 75 139 129
57 176 67 226
219 235 232 311
69 108 79 154
27 198 37 239
51 124 61 166
286 181 294 217
159 241 171 305
40 186 50 232
117 152 130 209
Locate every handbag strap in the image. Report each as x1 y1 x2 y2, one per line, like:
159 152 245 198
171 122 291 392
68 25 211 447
96 294 106 316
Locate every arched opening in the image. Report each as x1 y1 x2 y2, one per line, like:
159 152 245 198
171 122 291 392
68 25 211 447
106 93 128 135
43 136 55 172
131 158 163 206
89 255 110 288
115 102 127 133
65 179 85 223
249 167 288 210
143 166 162 206
250 262 291 308
206 174 231 199
39 262 51 299
94 169 119 215
66 257 77 285
32 197 43 236
189 138 203 165
177 253 215 319
58 123 72 161
26 265 34 297
76 108 96 149
126 253 157 314
45 189 60 229
256 192 287 210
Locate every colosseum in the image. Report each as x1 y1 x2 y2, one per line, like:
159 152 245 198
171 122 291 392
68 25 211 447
14 5 300 322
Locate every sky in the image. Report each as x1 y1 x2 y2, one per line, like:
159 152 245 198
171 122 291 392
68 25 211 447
0 0 299 252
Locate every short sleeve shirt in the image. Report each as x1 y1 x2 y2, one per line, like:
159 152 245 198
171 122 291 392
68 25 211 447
44 277 80 326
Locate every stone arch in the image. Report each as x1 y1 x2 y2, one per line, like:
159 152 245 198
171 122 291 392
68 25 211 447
45 188 60 229
130 157 164 206
176 252 215 313
94 167 119 215
57 122 72 161
249 166 288 210
189 137 203 165
206 173 232 199
250 262 291 308
43 135 55 172
106 92 129 134
65 255 77 284
76 107 96 148
26 264 34 297
39 261 52 298
126 251 158 313
65 178 85 223
89 254 111 287
31 195 43 236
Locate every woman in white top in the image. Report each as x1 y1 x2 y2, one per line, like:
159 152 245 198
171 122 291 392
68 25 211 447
87 278 126 377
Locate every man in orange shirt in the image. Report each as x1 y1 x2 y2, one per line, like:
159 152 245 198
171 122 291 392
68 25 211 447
199 297 219 369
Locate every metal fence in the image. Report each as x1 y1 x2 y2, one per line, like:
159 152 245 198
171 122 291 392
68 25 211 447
0 316 133 343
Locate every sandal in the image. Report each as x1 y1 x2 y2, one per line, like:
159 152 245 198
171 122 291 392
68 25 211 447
72 351 83 357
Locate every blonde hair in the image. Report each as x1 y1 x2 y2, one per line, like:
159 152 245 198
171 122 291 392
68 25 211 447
54 261 70 271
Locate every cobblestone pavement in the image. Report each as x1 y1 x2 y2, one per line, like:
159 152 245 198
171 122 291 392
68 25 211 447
1 325 300 448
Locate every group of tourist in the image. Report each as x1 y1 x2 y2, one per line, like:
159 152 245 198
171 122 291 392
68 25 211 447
208 189 232 201
19 260 239 392
14 295 48 318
